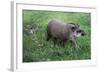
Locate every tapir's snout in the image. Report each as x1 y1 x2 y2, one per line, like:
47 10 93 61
75 29 85 37
80 30 85 36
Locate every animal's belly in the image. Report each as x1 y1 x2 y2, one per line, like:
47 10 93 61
54 33 68 41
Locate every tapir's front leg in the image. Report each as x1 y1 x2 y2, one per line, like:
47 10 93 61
70 37 78 48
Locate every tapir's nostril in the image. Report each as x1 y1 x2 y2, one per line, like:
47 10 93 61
82 33 85 36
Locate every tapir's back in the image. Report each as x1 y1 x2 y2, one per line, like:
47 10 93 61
47 20 70 40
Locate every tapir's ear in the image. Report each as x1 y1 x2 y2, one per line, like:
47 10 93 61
77 24 80 27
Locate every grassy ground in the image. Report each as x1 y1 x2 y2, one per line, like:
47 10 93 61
23 10 91 62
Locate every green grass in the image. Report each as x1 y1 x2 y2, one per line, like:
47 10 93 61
23 10 91 62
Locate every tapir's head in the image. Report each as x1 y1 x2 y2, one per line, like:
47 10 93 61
69 23 85 37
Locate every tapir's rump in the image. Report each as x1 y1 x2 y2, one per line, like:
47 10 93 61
47 20 70 41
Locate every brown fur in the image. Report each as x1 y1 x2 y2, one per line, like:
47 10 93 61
47 20 71 41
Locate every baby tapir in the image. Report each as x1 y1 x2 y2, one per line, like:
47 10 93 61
29 24 38 34
47 20 85 48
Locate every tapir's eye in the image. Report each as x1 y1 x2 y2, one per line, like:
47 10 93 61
71 26 76 30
